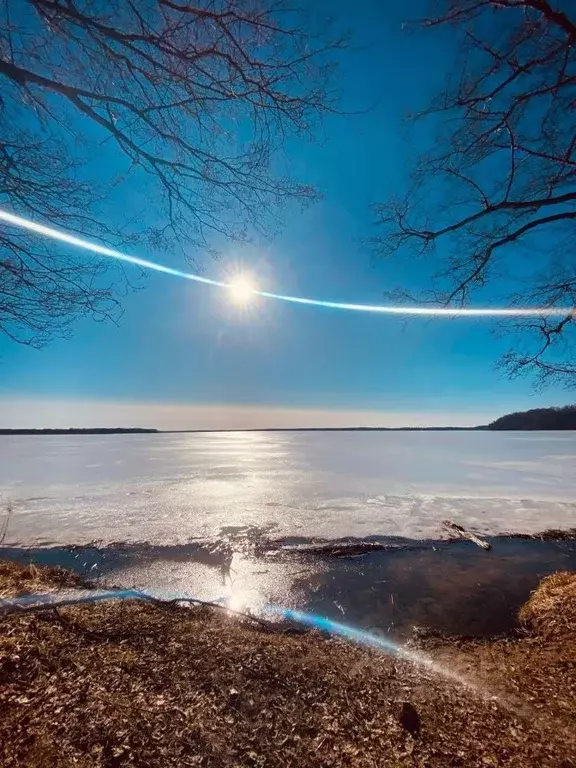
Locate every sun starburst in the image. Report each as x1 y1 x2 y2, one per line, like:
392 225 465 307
228 276 257 305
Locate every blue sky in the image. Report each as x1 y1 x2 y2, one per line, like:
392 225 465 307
1 1 572 429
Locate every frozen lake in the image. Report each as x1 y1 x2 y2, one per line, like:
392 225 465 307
1 430 575 547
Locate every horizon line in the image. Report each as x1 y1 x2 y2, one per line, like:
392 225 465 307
1 425 490 434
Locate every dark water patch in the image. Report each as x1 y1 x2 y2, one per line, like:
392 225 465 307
0 540 234 577
1 533 575 640
290 536 576 638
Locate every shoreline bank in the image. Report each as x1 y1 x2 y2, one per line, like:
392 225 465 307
1 560 575 766
2 529 576 640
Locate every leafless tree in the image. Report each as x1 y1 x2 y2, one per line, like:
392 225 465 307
372 0 576 388
0 0 345 346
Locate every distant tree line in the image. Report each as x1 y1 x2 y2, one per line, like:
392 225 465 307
0 428 159 435
489 406 576 430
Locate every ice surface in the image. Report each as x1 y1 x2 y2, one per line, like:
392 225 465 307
1 430 574 546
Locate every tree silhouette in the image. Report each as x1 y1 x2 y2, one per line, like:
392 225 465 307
0 0 344 346
489 404 576 430
372 0 575 388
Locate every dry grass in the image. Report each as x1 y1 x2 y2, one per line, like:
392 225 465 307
1 561 575 767
519 571 576 638
0 560 85 599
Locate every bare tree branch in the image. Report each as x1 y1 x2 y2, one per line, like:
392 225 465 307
0 0 345 347
372 0 576 387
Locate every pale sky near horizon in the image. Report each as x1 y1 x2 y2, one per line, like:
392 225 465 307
0 397 565 431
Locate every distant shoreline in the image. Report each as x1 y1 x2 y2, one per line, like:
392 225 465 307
0 424 576 437
0 428 160 435
0 426 488 435
2 425 576 434
2 406 575 434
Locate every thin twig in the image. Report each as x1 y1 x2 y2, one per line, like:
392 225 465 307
0 589 279 632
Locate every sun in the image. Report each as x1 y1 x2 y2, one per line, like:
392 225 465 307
228 276 257 304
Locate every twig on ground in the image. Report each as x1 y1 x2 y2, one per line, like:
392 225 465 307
0 589 280 633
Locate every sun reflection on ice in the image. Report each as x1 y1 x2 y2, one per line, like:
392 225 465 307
220 552 268 616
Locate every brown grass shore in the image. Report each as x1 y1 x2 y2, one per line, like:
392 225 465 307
1 561 575 767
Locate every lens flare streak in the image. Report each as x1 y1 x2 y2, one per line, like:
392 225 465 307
268 606 478 691
1 207 572 318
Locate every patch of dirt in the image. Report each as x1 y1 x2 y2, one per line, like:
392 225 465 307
0 561 575 767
